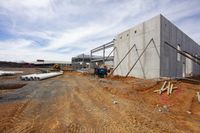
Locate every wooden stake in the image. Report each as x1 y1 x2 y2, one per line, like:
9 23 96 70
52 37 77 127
166 82 171 95
159 81 167 95
197 92 200 103
153 90 160 93
169 84 174 95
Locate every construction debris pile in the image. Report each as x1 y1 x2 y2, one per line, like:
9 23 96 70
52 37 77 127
154 81 200 104
154 81 177 95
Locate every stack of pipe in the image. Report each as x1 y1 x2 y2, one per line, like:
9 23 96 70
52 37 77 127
20 71 63 81
0 70 23 76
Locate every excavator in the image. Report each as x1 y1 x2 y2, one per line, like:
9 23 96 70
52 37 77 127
50 64 74 72
50 64 61 72
36 64 61 73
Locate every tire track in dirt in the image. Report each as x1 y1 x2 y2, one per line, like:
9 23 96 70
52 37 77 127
0 99 32 132
13 78 71 132
0 79 58 132
1 72 200 132
84 77 177 133
69 76 153 132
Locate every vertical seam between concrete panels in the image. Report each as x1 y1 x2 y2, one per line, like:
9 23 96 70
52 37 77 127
176 21 178 76
160 15 162 78
128 30 131 71
143 22 146 78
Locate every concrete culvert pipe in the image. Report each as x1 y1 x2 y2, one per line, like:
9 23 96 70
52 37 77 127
20 74 37 81
34 77 38 80
30 76 35 80
0 70 23 76
20 71 63 81
36 72 63 80
24 77 29 81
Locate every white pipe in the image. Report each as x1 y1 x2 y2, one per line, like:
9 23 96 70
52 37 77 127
0 70 23 76
20 74 37 80
37 72 63 80
20 71 63 81
24 74 39 81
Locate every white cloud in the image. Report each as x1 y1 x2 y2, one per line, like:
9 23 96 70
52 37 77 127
0 0 200 62
0 0 54 21
0 39 71 62
15 30 57 40
44 24 106 50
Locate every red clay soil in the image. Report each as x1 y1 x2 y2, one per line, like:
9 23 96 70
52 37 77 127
103 77 200 132
0 71 200 132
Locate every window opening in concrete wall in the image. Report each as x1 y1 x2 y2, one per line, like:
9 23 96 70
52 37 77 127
134 30 137 33
182 62 186 77
177 44 181 61
195 54 198 62
127 34 129 36
120 36 122 39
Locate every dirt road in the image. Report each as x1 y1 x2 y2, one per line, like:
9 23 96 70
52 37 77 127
0 72 200 132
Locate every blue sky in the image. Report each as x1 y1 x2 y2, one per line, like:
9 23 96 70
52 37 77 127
0 0 200 62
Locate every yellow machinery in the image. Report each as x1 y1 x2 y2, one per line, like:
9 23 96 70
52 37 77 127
50 64 61 72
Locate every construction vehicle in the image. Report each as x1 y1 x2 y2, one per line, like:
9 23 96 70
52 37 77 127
95 66 108 78
50 64 61 72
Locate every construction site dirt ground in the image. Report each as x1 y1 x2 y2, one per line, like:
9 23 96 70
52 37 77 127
0 68 200 133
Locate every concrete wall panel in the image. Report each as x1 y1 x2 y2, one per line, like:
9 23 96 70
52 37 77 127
114 15 161 79
114 14 200 79
160 15 200 78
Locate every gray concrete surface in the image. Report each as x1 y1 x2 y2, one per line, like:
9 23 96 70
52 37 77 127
114 14 200 79
160 15 200 78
